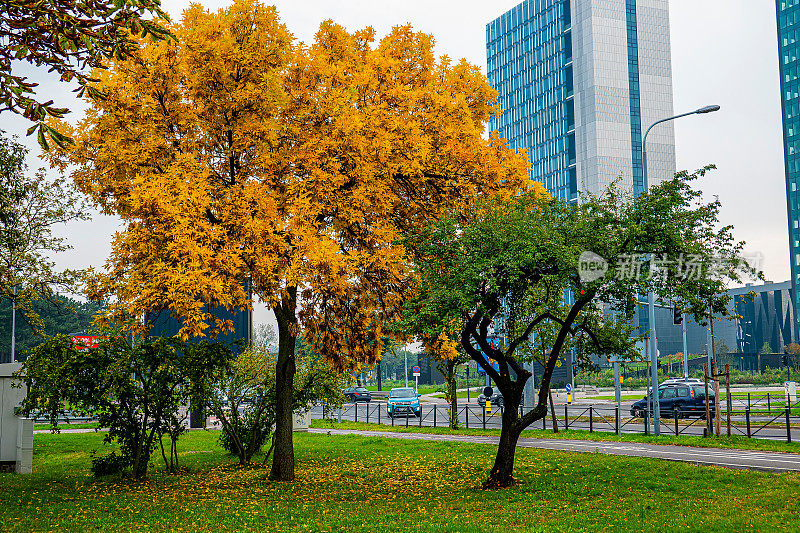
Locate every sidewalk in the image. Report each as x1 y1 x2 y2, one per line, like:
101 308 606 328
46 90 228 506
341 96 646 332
310 427 800 473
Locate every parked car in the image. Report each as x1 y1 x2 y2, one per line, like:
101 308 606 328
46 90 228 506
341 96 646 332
661 377 703 386
477 386 504 407
631 383 715 419
387 387 420 418
343 387 371 403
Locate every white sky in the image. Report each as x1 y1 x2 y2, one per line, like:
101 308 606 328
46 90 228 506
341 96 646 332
1 0 789 329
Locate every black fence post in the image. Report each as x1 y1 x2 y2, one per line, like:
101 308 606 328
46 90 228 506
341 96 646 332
543 409 547 430
355 404 358 423
433 405 437 428
366 404 370 424
378 405 381 426
564 404 569 430
615 405 620 435
482 405 486 430
466 406 469 429
644 409 649 436
768 393 771 414
748 392 751 411
391 411 394 427
787 407 792 444
419 407 423 427
746 408 751 438
674 408 679 436
405 411 409 428
589 406 593 433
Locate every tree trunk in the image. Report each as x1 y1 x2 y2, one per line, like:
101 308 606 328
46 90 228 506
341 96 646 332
548 388 558 433
483 403 522 489
447 362 459 429
270 288 298 482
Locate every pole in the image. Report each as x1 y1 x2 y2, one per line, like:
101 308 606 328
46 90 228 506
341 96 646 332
10 284 16 363
570 347 575 400
725 363 731 437
404 350 408 387
711 315 721 437
706 308 713 383
682 314 688 379
703 363 711 436
640 105 720 434
415 375 418 394
648 291 660 434
645 337 651 432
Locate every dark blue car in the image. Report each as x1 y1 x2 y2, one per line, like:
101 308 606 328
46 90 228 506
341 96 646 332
631 383 715 419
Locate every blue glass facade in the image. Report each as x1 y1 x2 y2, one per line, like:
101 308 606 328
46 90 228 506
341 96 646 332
626 0 644 195
777 0 800 342
486 0 576 202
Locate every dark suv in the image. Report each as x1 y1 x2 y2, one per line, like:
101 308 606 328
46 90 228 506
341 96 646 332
631 383 714 419
343 387 371 403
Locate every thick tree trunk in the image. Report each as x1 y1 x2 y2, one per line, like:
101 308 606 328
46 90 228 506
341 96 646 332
484 403 522 489
270 288 298 482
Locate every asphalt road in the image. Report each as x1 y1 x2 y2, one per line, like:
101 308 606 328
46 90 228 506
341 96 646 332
310 427 800 473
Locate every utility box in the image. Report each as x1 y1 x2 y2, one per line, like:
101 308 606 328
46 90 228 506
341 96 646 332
0 363 32 474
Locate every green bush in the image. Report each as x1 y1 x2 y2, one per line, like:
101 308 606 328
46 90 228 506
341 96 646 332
90 451 129 477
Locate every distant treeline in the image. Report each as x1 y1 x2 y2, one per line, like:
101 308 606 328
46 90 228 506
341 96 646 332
0 295 104 362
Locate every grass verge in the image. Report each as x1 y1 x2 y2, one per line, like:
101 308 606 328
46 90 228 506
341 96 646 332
2 430 800 532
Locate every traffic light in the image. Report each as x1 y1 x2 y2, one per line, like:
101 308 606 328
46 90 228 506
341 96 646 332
572 364 579 377
673 304 683 325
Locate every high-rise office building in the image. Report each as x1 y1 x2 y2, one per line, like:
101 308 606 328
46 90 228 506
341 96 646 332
486 0 676 201
777 0 800 341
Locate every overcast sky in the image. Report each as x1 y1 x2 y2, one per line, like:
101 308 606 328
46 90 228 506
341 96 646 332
2 0 788 327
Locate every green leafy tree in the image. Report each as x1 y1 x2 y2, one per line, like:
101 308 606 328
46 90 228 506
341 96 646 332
400 170 755 488
0 132 89 362
210 344 276 465
1 0 171 148
18 334 230 477
210 335 345 466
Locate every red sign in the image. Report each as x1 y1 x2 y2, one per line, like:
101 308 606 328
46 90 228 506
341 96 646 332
72 335 102 350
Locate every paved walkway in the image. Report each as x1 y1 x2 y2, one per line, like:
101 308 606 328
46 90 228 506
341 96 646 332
309 428 800 473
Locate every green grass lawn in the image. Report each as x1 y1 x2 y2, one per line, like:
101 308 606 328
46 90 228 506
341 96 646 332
1 429 799 532
33 421 99 431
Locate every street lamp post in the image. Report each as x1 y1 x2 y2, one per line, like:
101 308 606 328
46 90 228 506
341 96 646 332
642 105 720 435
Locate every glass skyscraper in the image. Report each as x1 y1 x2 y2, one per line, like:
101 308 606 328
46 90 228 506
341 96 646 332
777 0 800 341
486 0 675 201
487 0 676 342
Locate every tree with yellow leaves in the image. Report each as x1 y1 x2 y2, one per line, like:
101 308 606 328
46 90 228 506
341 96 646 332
52 0 528 481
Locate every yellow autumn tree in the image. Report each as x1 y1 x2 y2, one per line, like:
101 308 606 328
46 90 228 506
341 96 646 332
51 0 529 481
